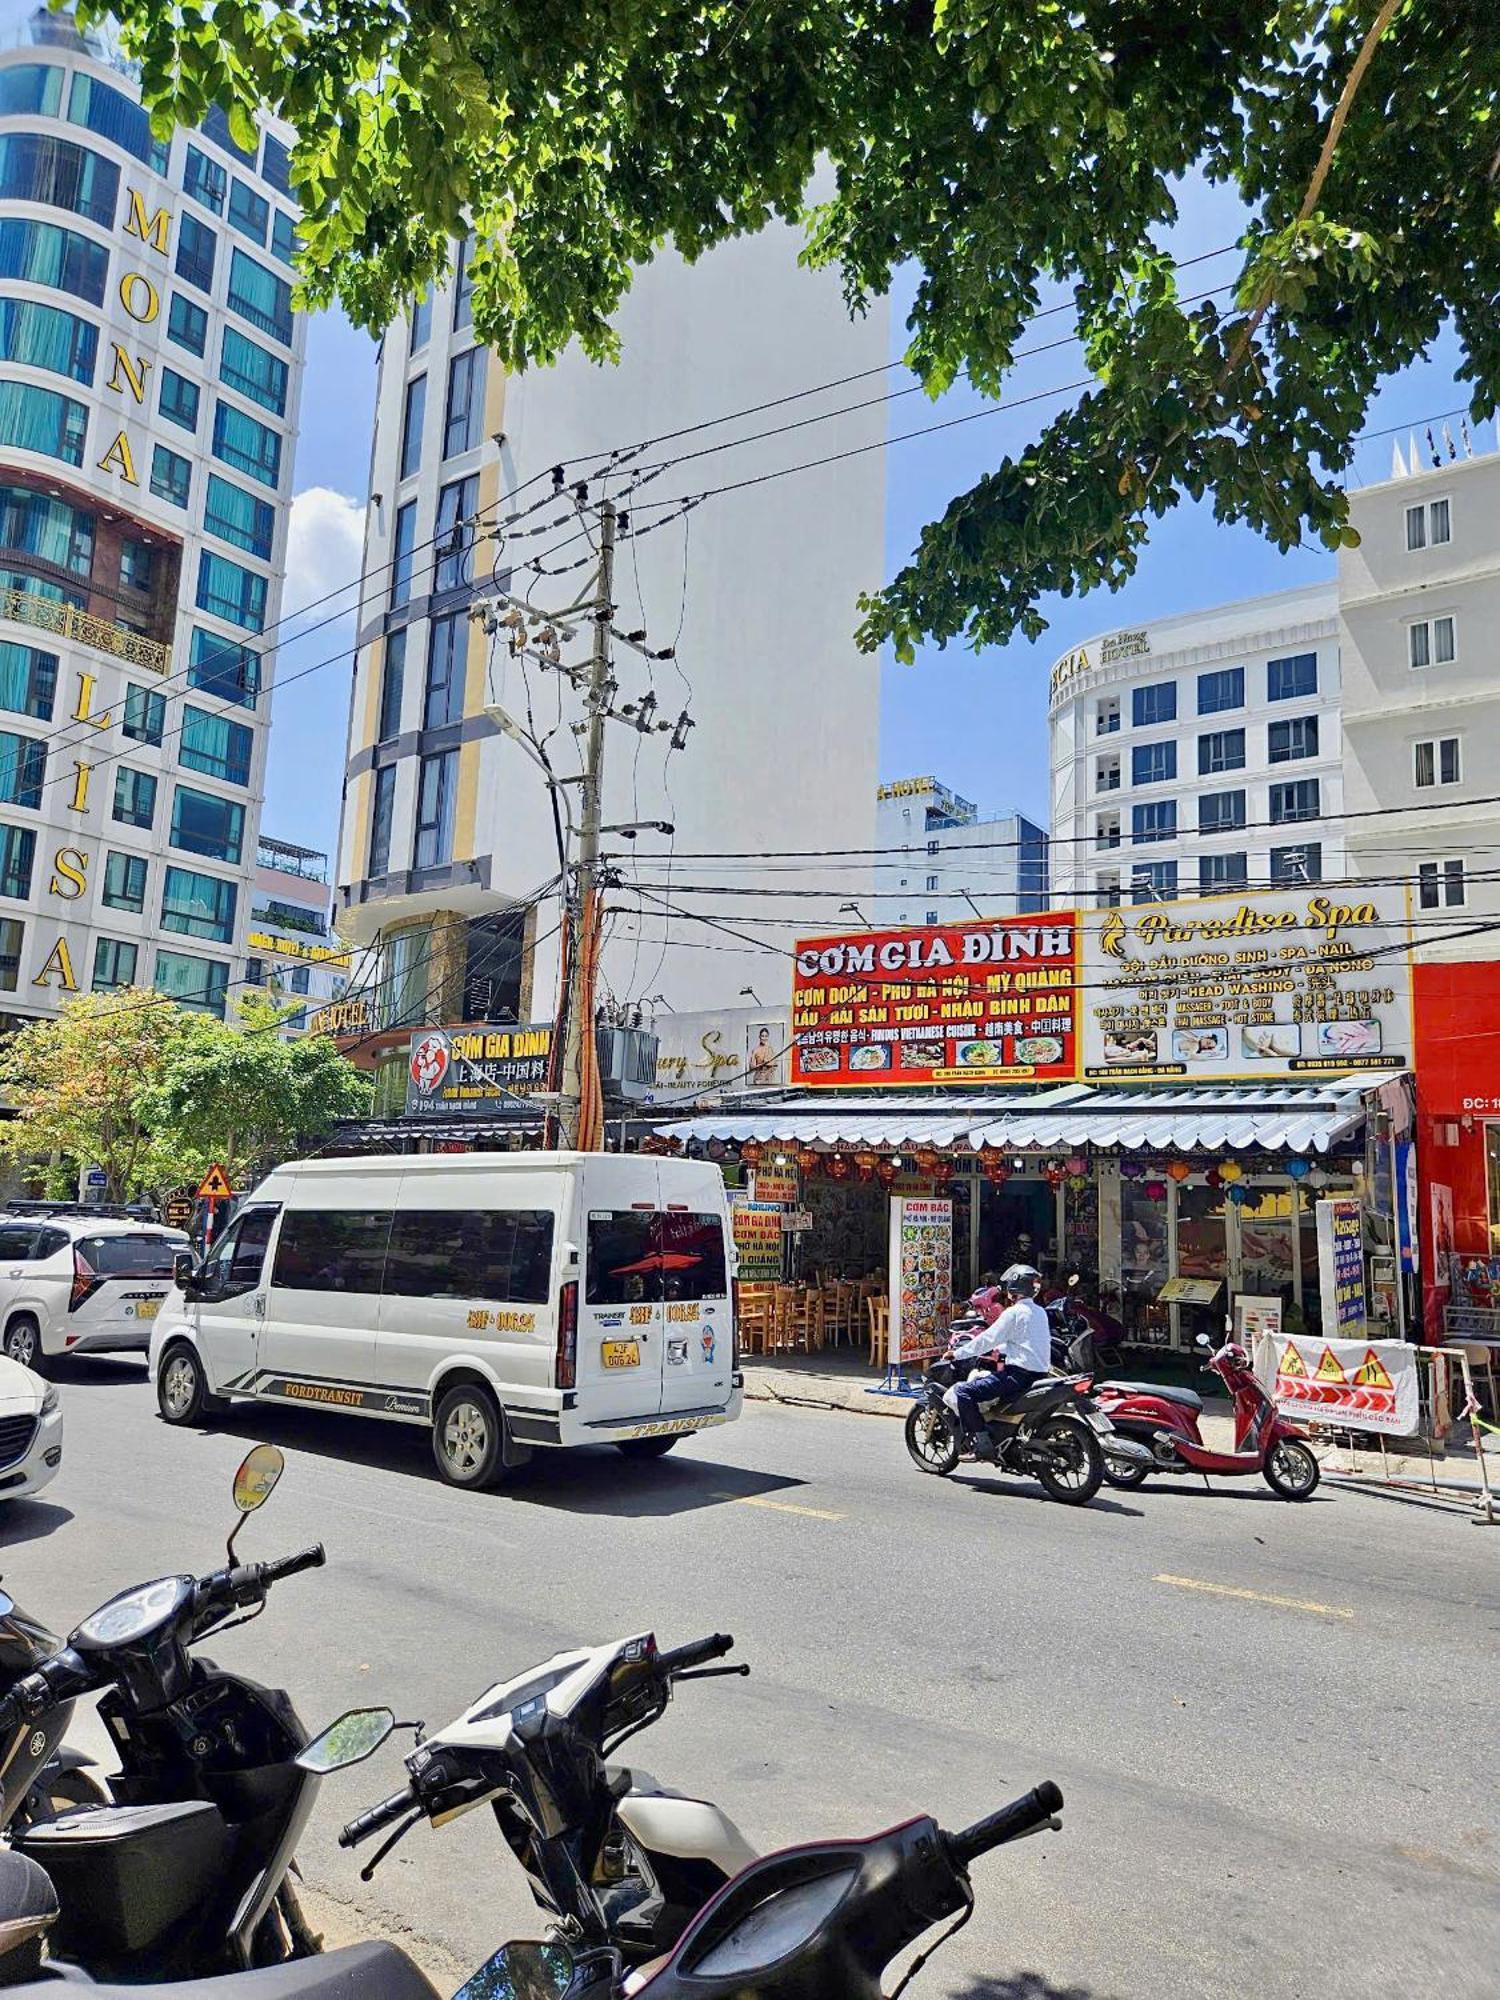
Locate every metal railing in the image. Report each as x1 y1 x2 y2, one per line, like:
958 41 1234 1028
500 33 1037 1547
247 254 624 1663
0 585 171 675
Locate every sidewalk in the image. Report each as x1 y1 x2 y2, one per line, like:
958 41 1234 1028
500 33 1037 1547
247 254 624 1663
742 1350 1497 1500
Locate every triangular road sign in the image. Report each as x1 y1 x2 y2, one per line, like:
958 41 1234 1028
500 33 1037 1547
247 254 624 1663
1277 1341 1308 1379
1353 1348 1394 1389
1314 1346 1347 1384
196 1162 234 1200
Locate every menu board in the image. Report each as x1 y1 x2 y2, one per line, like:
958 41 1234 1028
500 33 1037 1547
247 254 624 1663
889 1197 954 1364
791 917 1078 1088
731 1201 784 1280
1079 888 1411 1082
751 1166 798 1206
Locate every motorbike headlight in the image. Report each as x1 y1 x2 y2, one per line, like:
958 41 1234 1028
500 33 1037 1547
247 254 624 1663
40 1383 59 1416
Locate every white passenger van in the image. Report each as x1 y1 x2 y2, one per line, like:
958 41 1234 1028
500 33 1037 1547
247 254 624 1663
147 1153 742 1488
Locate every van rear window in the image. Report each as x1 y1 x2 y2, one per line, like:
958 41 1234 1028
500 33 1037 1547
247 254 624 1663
586 1212 727 1305
383 1210 554 1304
271 1211 392 1294
78 1234 183 1278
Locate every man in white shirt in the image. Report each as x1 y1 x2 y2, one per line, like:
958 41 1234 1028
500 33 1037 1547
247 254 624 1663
948 1266 1052 1460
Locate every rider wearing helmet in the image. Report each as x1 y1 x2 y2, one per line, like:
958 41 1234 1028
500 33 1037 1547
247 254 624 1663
947 1264 1053 1461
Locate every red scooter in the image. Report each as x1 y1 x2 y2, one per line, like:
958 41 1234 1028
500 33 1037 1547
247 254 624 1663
1092 1330 1321 1499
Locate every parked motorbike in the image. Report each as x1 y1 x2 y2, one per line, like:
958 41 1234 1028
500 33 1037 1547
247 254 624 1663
1093 1331 1321 1498
450 1779 1065 2000
1043 1274 1125 1373
0 1591 108 1833
904 1356 1138 1503
1 1444 350 1979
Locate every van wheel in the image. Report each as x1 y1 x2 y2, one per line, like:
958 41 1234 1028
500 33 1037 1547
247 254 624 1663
617 1434 685 1460
3 1315 47 1377
157 1343 225 1425
433 1383 509 1490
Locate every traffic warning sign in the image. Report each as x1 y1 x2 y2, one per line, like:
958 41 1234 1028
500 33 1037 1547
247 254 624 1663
1277 1342 1308 1379
1353 1348 1394 1389
1314 1347 1347 1384
196 1162 234 1201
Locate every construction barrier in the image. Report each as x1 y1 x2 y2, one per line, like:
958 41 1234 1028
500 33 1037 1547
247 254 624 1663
1252 1333 1418 1437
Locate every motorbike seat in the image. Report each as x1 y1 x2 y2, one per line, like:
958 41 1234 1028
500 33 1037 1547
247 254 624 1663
6 1943 443 1999
1103 1381 1203 1413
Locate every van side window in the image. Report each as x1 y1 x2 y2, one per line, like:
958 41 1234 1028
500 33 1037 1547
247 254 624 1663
0 1223 38 1260
660 1214 728 1302
36 1228 69 1259
586 1211 657 1305
383 1210 555 1304
201 1205 280 1301
271 1211 392 1293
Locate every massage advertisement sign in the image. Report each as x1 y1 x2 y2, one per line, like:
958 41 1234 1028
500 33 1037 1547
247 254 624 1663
790 915 1079 1087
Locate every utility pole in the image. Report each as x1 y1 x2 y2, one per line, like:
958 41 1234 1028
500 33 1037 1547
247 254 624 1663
556 499 616 1150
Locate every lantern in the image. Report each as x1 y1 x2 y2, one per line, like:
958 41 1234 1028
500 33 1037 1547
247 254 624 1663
1205 1168 1223 1191
706 1138 726 1162
1285 1157 1310 1180
1143 1179 1167 1201
1044 1161 1068 1189
875 1156 899 1187
1068 1174 1089 1194
1217 1159 1243 1183
824 1153 850 1182
1065 1155 1088 1178
797 1147 821 1176
1227 1183 1250 1205
981 1152 1011 1186
740 1141 763 1170
930 1155 955 1186
914 1147 940 1176
1166 1160 1192 1183
854 1150 878 1181
1119 1159 1144 1180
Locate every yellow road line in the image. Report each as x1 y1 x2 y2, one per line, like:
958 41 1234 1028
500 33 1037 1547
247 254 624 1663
1154 1573 1354 1620
717 1492 845 1521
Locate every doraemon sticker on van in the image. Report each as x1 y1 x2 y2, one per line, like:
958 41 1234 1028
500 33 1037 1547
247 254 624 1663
406 1024 554 1115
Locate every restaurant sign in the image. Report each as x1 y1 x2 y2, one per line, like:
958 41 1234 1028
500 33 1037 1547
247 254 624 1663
791 915 1079 1087
405 1023 552 1116
247 929 353 968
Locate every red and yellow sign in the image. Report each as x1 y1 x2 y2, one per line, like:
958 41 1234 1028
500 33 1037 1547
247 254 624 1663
791 915 1078 1088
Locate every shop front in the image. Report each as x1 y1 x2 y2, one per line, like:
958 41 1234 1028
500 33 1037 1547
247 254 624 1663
1412 960 1500 1335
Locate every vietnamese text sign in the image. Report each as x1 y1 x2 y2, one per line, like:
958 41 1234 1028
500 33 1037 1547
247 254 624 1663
247 929 352 969
751 1166 797 1206
731 1200 783 1279
792 916 1078 1087
1079 888 1411 1081
406 1024 552 1116
1316 1197 1368 1339
889 1196 953 1365
1256 1332 1418 1437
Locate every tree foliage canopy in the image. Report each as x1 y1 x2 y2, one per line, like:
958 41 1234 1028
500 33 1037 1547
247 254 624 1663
91 0 1500 654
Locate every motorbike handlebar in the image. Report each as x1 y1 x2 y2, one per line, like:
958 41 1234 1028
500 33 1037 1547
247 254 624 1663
945 1781 1064 1868
657 1632 734 1678
0 1655 84 1735
258 1545 328 1588
339 1784 416 1849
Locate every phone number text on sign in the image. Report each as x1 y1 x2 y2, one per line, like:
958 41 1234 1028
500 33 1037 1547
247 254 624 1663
791 917 1079 1088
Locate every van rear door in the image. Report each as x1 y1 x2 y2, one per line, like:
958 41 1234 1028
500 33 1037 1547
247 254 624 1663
657 1205 733 1415
578 1168 666 1421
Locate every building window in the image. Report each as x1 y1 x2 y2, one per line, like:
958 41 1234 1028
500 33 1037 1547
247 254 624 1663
270 210 297 267
184 144 226 214
1095 875 1122 907
171 784 246 863
175 212 217 293
228 178 269 245
1131 741 1176 787
244 955 265 986
1414 736 1461 789
0 641 57 721
154 948 229 1017
227 248 293 345
1268 715 1319 763
0 131 119 229
119 538 153 594
1408 615 1455 669
188 626 260 707
1095 695 1120 735
1132 800 1176 845
443 346 485 457
410 286 432 353
925 838 940 856
204 473 275 561
453 232 476 330
399 373 426 482
0 297 97 388
1131 681 1176 728
1270 842 1321 885
923 909 937 924
180 705 253 785
1199 852 1248 893
0 731 44 809
1267 652 1317 701
368 763 396 876
1096 753 1121 792
219 325 288 415
122 684 166 746
423 614 466 729
67 71 168 170
0 64 61 118
378 628 406 740
201 102 258 168
289 964 311 996
92 937 138 992
150 444 191 509
1419 860 1466 910
1095 813 1121 850
1406 497 1451 550
435 474 477 590
212 399 282 488
414 748 457 867
102 850 147 913
0 380 88 467
158 367 200 434
925 873 939 891
161 863 238 942
196 550 268 633
1269 778 1321 823
389 501 417 609
0 484 93 573
0 216 108 309
1198 728 1245 775
1131 860 1177 903
1197 666 1244 714
113 766 158 830
261 133 292 196
1198 789 1246 834
0 914 21 991
165 298 207 366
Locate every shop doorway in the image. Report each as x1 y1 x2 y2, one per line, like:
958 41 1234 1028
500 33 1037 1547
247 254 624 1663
978 1178 1056 1280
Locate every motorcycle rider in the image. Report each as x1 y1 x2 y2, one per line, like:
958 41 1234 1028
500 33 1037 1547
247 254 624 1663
946 1264 1052 1460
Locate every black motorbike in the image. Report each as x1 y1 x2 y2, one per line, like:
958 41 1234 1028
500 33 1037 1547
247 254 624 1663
904 1355 1114 1503
2 1445 339 1981
0 1592 108 1832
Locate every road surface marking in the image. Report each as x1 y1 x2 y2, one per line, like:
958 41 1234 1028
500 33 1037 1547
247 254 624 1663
1154 1573 1353 1620
717 1492 845 1520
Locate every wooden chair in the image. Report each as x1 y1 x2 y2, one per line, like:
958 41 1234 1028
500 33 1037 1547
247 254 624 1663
737 1285 773 1357
866 1296 889 1369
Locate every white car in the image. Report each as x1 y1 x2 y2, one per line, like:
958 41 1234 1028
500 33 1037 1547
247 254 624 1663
0 1213 190 1375
0 1353 62 1501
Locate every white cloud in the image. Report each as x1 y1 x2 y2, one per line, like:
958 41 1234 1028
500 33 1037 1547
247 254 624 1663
281 486 364 635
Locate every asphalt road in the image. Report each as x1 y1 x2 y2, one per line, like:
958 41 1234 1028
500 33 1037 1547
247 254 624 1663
5 1360 1499 2000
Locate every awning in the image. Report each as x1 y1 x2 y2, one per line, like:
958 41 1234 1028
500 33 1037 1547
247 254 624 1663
659 1074 1403 1156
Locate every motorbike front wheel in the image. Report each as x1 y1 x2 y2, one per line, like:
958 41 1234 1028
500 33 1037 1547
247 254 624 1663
1263 1438 1320 1500
905 1401 961 1476
1032 1417 1105 1505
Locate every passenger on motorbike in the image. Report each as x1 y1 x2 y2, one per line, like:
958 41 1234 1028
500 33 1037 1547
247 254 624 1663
946 1265 1052 1460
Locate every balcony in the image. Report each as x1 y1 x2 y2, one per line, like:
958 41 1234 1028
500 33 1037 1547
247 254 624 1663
0 584 170 675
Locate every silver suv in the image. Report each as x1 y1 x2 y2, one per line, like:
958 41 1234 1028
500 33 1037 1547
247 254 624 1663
0 1211 190 1375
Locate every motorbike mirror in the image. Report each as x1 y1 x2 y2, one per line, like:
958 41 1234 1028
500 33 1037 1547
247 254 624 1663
1194 1332 1213 1350
0 1590 12 1619
227 1443 284 1559
296 1707 396 1775
454 1941 576 2000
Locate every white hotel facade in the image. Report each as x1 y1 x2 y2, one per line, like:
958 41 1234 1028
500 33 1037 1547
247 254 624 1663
0 19 305 1024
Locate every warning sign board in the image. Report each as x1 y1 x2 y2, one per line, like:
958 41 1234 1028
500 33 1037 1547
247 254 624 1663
196 1163 234 1201
1258 1333 1417 1437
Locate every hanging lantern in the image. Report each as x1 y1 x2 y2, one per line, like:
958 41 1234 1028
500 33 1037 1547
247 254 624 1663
1068 1173 1089 1194
1205 1168 1224 1191
853 1150 878 1181
706 1138 726 1163
1166 1160 1193 1183
824 1153 850 1182
875 1156 899 1187
1227 1183 1250 1206
1065 1155 1088 1178
796 1147 821 1176
1306 1164 1328 1187
1044 1161 1068 1189
913 1147 939 1175
1143 1179 1167 1201
1119 1158 1144 1180
740 1141 763 1170
1217 1159 1243 1183
1285 1157 1310 1180
981 1152 1011 1186
930 1155 955 1186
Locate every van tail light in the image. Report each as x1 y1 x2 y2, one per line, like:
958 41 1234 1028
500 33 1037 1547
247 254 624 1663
556 1280 578 1391
69 1249 101 1313
731 1276 741 1371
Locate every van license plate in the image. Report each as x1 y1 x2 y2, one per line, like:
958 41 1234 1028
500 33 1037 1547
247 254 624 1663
132 1301 160 1321
602 1340 641 1369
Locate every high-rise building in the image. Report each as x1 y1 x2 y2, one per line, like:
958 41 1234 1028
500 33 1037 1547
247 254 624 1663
0 16 305 1024
244 834 348 1033
871 777 1048 927
334 216 888 1110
